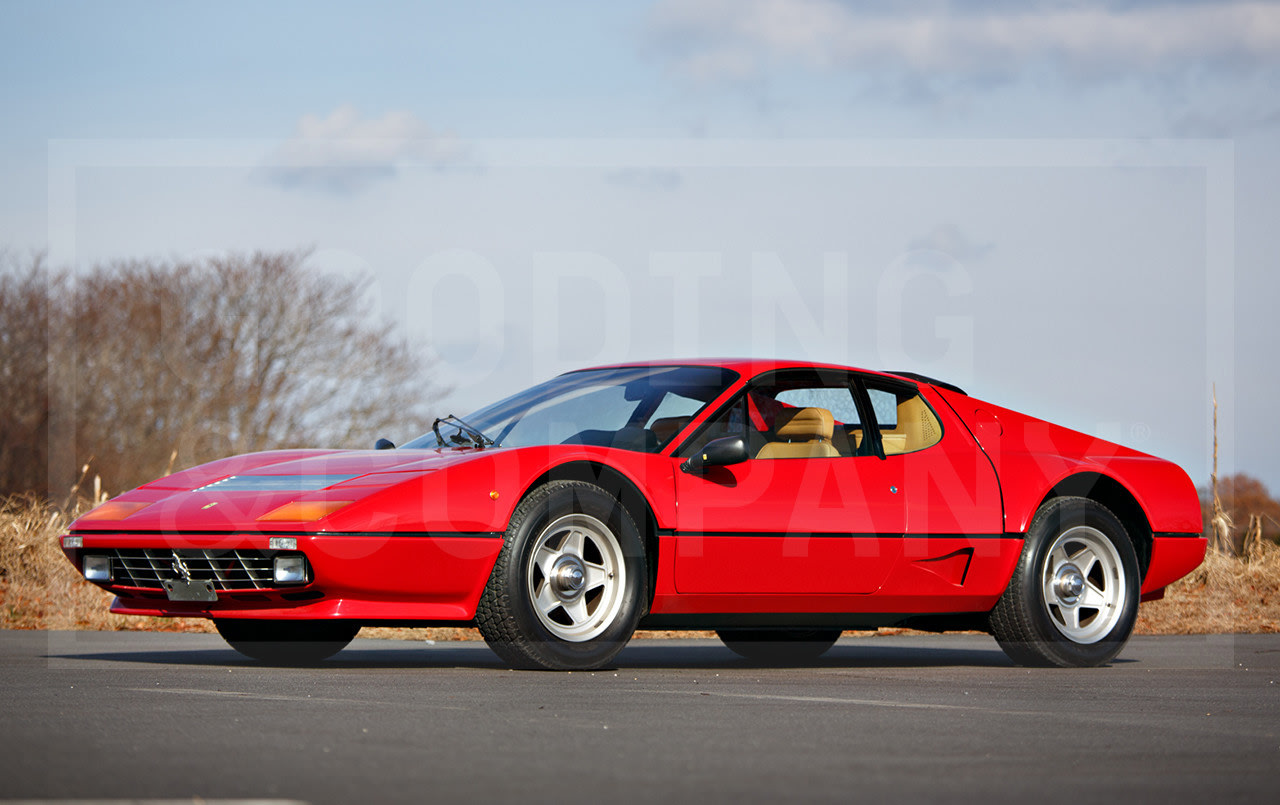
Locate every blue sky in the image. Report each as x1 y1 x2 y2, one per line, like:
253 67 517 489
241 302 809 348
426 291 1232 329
2 0 1277 492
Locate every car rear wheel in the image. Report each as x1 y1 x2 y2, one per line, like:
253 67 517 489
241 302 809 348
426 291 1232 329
476 481 648 671
214 619 360 664
989 497 1140 667
717 628 842 664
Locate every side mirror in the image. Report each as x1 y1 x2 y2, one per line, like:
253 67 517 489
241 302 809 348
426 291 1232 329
374 438 396 450
680 436 749 474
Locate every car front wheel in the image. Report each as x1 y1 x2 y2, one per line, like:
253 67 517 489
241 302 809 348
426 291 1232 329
989 497 1140 667
475 481 647 670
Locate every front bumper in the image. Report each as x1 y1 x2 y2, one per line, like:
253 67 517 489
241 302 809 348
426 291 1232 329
63 530 504 622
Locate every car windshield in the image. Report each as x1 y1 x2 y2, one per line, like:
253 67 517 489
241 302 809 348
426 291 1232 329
403 366 739 453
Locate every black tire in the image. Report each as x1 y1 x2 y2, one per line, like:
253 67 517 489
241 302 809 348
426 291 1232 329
475 481 648 671
717 628 842 664
989 497 1140 667
214 619 360 664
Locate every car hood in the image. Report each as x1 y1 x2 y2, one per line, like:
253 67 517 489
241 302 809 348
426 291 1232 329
144 448 486 489
71 447 492 532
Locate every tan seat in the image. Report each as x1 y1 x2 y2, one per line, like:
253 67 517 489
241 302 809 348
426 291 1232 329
880 395 942 455
756 407 841 459
880 433 907 454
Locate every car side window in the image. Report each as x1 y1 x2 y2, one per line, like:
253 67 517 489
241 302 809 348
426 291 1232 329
678 370 872 459
775 387 861 424
677 395 747 457
866 388 899 428
862 381 943 455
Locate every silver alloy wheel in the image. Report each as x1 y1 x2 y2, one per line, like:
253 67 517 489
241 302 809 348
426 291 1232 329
526 513 626 642
1041 525 1126 644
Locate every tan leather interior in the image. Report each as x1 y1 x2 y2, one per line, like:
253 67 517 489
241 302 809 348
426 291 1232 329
776 407 833 438
757 407 841 459
880 433 907 454
880 395 942 455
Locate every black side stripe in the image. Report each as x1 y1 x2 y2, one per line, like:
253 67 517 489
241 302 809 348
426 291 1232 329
657 529 1017 540
68 529 505 539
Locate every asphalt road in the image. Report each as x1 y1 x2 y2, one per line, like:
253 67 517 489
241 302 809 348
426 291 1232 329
2 630 1278 805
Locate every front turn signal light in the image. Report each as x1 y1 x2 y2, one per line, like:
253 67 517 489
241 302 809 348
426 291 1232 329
78 500 152 522
258 500 354 522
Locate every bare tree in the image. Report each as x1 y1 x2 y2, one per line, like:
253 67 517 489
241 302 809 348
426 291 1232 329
4 250 446 497
1208 385 1234 555
0 253 59 495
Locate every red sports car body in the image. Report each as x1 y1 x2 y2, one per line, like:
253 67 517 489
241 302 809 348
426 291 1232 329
61 360 1205 669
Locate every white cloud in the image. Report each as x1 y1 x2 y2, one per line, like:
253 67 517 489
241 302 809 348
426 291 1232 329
263 106 468 194
650 0 1280 83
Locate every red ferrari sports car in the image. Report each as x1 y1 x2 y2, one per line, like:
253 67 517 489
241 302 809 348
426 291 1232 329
61 360 1205 669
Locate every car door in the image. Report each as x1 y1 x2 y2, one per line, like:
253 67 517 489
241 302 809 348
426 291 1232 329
856 377 1006 595
670 369 907 595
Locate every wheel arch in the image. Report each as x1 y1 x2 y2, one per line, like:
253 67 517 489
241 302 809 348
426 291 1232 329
1038 472 1154 579
518 460 661 608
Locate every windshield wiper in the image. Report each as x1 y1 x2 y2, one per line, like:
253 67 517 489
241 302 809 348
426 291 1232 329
431 414 495 449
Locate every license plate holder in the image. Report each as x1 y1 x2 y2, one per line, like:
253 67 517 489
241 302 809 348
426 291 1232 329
162 578 218 602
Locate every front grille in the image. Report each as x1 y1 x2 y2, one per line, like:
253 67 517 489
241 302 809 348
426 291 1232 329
104 548 283 591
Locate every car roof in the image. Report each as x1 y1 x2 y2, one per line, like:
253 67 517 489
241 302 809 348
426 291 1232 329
570 358 955 391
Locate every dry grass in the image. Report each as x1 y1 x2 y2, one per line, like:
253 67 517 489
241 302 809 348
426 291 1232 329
1135 541 1280 634
4 495 1276 639
0 495 212 633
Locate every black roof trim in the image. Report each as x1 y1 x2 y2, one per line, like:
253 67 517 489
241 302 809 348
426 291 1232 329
884 371 967 396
